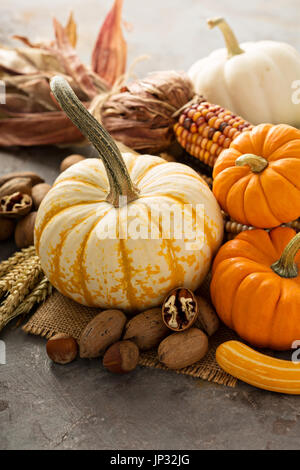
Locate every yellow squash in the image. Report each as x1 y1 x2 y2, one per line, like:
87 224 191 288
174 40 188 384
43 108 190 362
216 340 300 394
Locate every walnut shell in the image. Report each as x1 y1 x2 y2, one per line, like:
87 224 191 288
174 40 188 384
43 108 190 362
162 287 198 331
123 308 169 351
0 218 15 241
79 310 127 358
14 211 37 248
60 154 85 173
0 192 32 218
0 177 32 199
158 328 208 369
32 183 51 209
0 172 44 187
103 340 139 374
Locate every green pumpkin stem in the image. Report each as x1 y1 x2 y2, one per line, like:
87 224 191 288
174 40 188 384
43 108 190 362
271 232 300 278
50 76 139 207
235 154 269 173
207 17 244 59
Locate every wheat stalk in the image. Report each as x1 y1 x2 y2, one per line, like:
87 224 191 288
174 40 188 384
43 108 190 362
0 255 38 297
1 260 42 317
0 246 53 332
13 276 52 317
0 246 35 278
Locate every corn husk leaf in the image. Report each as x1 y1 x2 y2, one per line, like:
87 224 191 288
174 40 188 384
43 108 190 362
92 0 127 87
64 12 77 48
0 2 127 147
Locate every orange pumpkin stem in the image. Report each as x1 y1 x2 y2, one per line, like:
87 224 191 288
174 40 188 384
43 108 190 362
50 76 139 208
271 232 300 278
207 17 244 59
235 153 268 173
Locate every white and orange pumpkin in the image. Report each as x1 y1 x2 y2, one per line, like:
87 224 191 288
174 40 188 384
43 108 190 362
35 77 223 312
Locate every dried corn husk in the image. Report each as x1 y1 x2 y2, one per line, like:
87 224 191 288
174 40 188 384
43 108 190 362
91 70 195 153
0 0 127 147
92 0 127 87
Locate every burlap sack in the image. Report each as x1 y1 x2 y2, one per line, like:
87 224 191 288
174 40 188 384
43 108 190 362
22 279 237 387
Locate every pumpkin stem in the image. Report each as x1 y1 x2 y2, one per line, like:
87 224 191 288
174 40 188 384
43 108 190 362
207 17 244 59
271 232 300 278
50 76 139 207
235 154 269 173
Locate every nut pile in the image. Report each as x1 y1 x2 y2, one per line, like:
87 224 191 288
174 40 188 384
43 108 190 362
0 154 86 249
46 286 220 374
0 172 51 248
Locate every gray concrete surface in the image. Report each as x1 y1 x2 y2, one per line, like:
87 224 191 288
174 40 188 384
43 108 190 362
1 0 300 451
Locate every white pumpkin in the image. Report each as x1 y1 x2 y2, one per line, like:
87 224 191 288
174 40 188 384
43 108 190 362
189 17 300 127
35 77 223 312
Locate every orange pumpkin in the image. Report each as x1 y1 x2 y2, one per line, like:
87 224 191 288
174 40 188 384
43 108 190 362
213 124 300 228
210 226 300 350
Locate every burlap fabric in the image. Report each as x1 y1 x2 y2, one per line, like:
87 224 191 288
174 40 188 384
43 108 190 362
22 275 237 387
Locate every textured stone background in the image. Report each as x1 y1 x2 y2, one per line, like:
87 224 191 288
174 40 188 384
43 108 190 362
1 0 300 451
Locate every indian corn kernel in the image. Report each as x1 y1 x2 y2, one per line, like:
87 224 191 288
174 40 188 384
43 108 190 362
174 101 253 168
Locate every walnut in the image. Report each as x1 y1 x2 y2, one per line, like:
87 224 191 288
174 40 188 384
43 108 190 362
0 192 32 218
162 287 198 331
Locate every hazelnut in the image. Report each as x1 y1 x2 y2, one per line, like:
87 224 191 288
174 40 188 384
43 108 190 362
0 177 32 198
0 218 15 241
60 154 85 173
103 340 139 374
32 183 51 209
162 287 198 331
14 211 37 248
46 333 78 364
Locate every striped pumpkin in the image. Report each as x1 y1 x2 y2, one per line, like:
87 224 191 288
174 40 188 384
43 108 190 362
35 77 223 312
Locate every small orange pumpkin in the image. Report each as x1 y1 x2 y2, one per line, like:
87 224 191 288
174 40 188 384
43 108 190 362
210 226 300 350
213 124 300 228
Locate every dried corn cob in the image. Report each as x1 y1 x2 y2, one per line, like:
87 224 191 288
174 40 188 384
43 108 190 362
223 212 300 236
174 101 253 168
